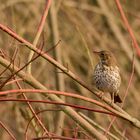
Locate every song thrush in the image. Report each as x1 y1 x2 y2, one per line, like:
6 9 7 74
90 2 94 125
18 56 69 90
93 50 122 103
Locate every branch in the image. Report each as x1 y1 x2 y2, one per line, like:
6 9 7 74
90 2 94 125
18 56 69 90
115 0 140 57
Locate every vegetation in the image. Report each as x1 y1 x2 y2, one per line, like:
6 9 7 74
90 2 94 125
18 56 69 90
0 0 140 139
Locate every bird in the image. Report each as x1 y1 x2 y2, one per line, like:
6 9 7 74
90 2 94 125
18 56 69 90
93 50 122 103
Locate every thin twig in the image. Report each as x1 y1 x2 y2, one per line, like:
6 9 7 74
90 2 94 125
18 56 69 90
0 120 16 140
27 0 52 73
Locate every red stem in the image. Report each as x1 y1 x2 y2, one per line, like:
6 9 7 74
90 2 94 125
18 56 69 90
115 0 140 57
0 98 115 116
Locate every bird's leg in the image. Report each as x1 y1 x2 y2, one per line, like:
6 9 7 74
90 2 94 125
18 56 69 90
110 92 114 104
99 91 104 100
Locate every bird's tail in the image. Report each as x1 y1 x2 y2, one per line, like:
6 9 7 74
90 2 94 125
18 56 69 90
114 95 122 103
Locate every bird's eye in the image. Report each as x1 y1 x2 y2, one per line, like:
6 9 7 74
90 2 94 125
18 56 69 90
101 53 104 56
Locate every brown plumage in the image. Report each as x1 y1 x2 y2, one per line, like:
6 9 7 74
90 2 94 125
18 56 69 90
93 50 122 103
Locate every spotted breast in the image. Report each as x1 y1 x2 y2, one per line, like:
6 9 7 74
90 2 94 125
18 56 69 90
93 63 121 94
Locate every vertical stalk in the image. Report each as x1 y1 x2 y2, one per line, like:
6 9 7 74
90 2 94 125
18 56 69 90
49 0 65 135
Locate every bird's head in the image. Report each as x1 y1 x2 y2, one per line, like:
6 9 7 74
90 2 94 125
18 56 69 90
93 50 117 66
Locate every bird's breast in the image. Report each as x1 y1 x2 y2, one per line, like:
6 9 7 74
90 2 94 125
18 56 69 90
93 64 121 93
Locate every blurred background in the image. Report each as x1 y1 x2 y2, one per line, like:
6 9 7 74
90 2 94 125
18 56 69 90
0 0 140 139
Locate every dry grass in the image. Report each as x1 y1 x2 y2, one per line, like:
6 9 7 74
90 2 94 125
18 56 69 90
0 0 140 139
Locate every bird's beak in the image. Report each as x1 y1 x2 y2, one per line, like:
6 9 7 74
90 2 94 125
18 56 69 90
93 51 100 55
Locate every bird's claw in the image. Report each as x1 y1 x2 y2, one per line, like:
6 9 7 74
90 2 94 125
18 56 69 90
99 92 104 100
